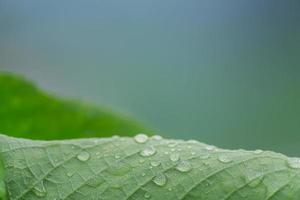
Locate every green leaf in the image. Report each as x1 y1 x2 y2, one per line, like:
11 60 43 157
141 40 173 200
0 159 6 200
1 134 300 200
0 74 150 140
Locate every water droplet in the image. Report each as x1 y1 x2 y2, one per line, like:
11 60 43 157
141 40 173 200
153 173 167 186
139 159 145 163
67 172 73 177
287 158 300 169
142 172 146 177
191 152 196 156
144 192 151 199
170 153 180 162
171 148 176 152
140 146 156 157
150 161 161 167
187 140 198 144
249 176 264 187
112 135 120 140
107 161 131 176
200 154 210 159
32 181 47 197
168 188 172 191
134 134 148 143
187 145 192 149
254 149 263 154
176 161 192 172
114 154 121 159
218 155 232 163
168 142 177 148
77 151 90 161
205 145 215 151
152 135 162 140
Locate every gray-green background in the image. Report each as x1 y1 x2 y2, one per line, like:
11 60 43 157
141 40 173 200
1 0 300 156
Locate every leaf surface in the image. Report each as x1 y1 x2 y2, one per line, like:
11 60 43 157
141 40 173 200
0 74 150 140
0 134 300 200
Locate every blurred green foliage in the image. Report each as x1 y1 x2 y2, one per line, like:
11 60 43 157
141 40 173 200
0 74 150 140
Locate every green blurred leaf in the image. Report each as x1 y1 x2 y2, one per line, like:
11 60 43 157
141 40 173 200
1 133 300 200
0 74 150 140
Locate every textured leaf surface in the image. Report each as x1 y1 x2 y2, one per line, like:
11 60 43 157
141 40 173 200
0 74 150 140
1 134 300 200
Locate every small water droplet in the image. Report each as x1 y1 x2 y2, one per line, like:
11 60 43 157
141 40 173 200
249 176 264 187
139 159 145 163
176 161 192 172
140 146 156 157
168 142 177 148
152 135 162 140
200 154 210 159
150 161 161 167
32 181 47 197
67 172 73 177
171 148 176 152
170 153 180 162
112 135 120 139
218 155 232 163
77 151 90 161
187 140 198 144
287 158 300 169
205 145 215 151
168 188 172 191
134 134 149 143
142 172 146 177
144 192 151 199
114 154 121 159
187 145 192 149
164 151 169 155
153 173 167 186
254 149 263 154
191 152 196 156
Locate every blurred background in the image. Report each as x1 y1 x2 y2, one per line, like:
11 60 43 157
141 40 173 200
0 0 299 156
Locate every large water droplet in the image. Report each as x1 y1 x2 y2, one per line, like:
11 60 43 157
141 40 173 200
170 153 180 162
107 161 131 176
134 134 148 143
218 155 232 163
144 192 151 199
287 158 300 169
152 135 162 140
140 146 156 157
77 151 90 161
176 161 192 172
32 181 47 197
153 173 167 186
150 161 161 167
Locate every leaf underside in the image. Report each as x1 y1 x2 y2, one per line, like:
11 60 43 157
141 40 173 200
0 74 150 140
0 134 300 200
